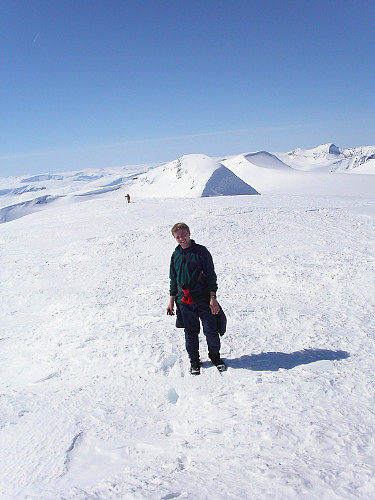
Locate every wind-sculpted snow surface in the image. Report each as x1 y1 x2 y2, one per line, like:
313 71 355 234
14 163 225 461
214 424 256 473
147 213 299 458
20 174 65 182
0 195 62 223
1 193 375 499
0 186 122 223
0 185 46 196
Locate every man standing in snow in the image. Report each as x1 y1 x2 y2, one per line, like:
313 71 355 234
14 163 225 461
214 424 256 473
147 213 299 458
167 222 226 375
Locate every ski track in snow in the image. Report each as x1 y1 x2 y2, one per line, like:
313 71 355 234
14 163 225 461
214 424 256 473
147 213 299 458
1 194 375 499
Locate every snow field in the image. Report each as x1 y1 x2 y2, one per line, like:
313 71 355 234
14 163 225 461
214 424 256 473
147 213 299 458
1 193 375 499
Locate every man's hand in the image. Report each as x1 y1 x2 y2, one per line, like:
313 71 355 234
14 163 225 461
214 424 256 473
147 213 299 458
167 296 175 316
210 297 220 315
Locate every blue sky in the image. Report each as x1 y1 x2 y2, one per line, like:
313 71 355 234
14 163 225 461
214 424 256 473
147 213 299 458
1 0 374 177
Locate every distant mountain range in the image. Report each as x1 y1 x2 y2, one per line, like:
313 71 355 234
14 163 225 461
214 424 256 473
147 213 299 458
1 144 374 223
276 143 375 173
124 144 375 200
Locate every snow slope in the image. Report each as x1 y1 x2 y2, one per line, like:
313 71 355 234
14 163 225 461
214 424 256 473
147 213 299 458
0 165 153 223
222 153 301 195
125 154 259 198
222 152 375 196
1 186 375 499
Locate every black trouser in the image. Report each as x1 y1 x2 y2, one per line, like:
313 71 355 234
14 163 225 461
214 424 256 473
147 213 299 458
179 300 220 362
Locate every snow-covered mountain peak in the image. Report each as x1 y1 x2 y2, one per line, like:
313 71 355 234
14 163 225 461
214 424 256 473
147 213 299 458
243 151 293 170
287 143 340 160
314 143 341 155
128 153 259 198
280 143 375 173
156 154 222 180
340 146 375 171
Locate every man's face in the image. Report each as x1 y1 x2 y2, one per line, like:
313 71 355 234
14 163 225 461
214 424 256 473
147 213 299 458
173 229 191 249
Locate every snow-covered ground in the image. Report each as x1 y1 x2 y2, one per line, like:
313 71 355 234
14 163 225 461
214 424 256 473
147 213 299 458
1 148 375 499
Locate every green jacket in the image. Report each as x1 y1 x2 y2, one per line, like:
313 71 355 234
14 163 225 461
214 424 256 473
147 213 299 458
169 240 218 304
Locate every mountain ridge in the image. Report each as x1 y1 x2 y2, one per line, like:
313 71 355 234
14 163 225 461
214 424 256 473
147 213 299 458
278 143 375 172
1 144 374 223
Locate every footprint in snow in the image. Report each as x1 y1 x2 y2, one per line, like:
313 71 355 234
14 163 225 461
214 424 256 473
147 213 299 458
161 354 178 373
163 423 174 436
167 388 179 405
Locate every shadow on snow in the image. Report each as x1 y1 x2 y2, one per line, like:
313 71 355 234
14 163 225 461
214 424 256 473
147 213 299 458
226 349 350 371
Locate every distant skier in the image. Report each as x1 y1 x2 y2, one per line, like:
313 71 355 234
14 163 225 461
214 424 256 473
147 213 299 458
166 222 226 375
126 194 130 203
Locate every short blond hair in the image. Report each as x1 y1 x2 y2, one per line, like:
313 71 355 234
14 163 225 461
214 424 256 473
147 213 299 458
171 222 190 235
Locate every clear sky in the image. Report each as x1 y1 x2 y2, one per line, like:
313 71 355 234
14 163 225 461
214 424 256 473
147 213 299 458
1 0 374 177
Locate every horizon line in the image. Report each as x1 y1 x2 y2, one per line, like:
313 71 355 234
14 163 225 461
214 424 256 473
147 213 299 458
0 123 320 162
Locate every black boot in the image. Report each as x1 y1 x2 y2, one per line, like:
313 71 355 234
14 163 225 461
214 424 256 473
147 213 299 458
190 360 201 375
209 353 227 372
